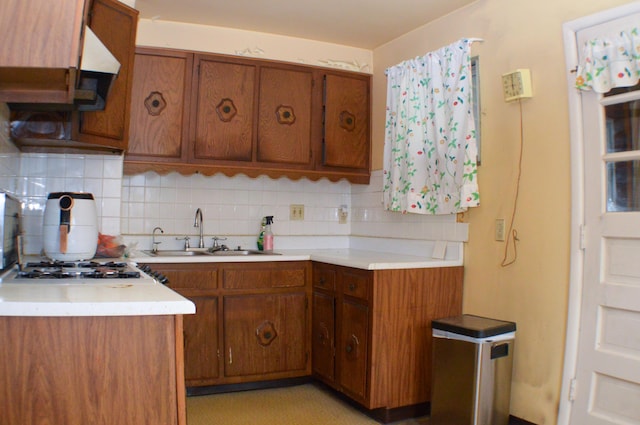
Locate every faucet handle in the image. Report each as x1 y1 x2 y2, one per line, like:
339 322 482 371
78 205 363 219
211 236 227 248
152 241 162 253
176 236 191 250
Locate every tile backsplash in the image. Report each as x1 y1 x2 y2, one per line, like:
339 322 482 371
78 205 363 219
0 106 467 255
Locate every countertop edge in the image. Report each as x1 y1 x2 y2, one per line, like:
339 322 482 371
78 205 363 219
131 248 463 270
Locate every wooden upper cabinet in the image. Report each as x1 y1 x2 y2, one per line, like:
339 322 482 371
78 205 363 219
0 0 86 104
323 73 370 171
128 49 193 160
192 57 256 162
124 48 371 183
75 0 138 150
257 66 313 166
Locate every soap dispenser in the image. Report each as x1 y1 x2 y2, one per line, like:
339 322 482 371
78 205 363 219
264 216 274 251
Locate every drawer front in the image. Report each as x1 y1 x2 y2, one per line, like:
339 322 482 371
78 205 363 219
313 266 336 291
222 262 307 289
341 270 371 301
141 264 218 290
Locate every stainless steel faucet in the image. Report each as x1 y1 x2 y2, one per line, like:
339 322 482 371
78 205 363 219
194 208 204 248
152 226 164 253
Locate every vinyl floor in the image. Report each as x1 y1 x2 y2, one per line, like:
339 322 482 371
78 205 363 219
186 383 430 425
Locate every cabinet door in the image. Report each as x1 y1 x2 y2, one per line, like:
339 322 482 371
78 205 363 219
0 0 85 103
192 57 256 161
127 49 192 160
257 67 313 165
184 296 219 384
338 299 369 403
323 73 370 170
75 0 138 150
224 293 307 377
312 291 335 384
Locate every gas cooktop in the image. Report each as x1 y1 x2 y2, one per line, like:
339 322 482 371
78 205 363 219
0 260 152 284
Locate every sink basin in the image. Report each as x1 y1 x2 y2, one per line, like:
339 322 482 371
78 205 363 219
143 250 213 257
142 248 280 257
210 249 280 256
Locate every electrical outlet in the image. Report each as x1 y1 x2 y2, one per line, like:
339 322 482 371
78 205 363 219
502 69 532 102
338 205 348 224
290 204 304 221
495 218 506 241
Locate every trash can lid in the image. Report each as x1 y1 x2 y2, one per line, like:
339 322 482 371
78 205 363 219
432 314 516 338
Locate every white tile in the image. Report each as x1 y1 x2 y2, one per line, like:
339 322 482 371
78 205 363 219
102 178 122 198
65 158 85 178
128 202 145 219
64 177 84 192
84 158 104 178
101 217 121 235
103 156 123 178
84 178 103 197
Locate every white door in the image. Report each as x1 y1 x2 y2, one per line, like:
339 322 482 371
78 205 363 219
568 11 640 425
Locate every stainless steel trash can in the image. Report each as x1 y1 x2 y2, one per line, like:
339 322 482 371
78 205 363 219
430 314 516 425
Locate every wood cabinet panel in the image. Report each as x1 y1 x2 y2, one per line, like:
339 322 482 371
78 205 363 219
163 269 218 290
312 263 464 414
223 293 308 377
144 261 311 389
368 267 464 409
312 291 335 383
222 262 307 289
338 299 370 403
193 58 256 161
124 49 371 183
341 268 371 301
0 0 84 69
313 265 336 291
257 67 313 165
0 315 184 425
183 296 219 384
128 49 192 159
76 0 138 149
0 0 85 103
323 73 370 170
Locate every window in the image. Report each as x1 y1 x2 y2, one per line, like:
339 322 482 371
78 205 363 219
471 56 481 164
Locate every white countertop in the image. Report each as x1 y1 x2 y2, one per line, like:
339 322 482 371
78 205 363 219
0 266 195 317
132 248 462 270
1 238 462 317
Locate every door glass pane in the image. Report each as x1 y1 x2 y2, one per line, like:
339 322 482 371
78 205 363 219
607 160 640 212
605 100 640 154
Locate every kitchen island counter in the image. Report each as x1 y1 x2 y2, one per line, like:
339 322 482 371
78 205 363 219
0 279 195 317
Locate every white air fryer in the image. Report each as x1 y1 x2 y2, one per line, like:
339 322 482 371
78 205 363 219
43 192 98 261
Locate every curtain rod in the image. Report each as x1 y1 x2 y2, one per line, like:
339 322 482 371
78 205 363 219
384 38 484 76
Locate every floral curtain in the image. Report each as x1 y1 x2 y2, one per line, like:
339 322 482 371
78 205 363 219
383 38 480 215
575 27 640 93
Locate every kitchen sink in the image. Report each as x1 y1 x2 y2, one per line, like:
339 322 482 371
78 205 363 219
143 248 281 257
210 249 279 256
143 250 213 257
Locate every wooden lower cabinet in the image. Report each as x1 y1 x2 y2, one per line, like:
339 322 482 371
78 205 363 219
184 296 219 383
148 261 312 388
0 315 187 425
312 262 464 414
224 292 308 378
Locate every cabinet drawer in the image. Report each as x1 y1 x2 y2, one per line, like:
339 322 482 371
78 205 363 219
222 262 307 289
341 270 371 301
143 264 218 290
313 267 336 291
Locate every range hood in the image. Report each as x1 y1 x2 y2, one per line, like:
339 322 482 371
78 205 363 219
75 27 121 111
6 27 121 112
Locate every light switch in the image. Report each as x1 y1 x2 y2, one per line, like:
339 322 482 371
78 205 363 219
502 69 533 102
